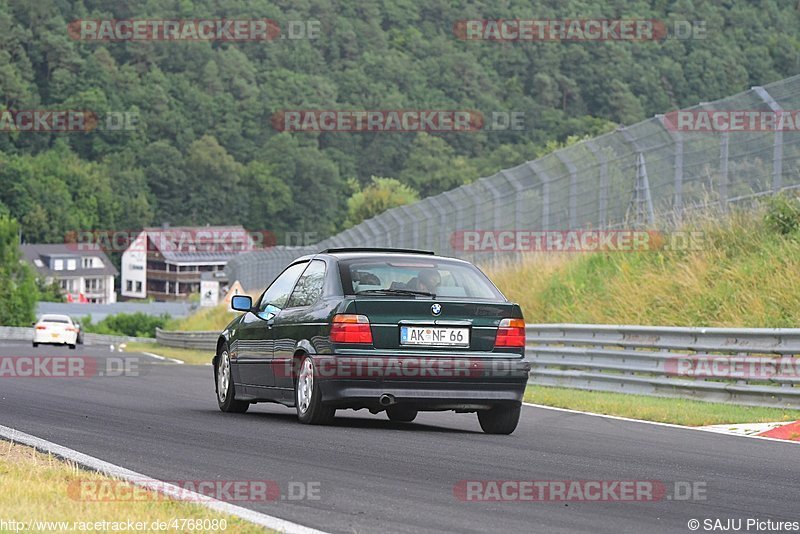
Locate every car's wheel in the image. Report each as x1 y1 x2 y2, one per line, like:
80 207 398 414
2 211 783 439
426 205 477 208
216 346 249 413
32 342 38 348
477 404 521 435
386 406 418 422
295 356 335 425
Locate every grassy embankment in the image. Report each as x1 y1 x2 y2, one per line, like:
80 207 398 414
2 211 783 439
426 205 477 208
0 440 270 533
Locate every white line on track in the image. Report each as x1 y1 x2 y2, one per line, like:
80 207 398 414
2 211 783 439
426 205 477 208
522 402 799 445
141 351 184 364
0 424 328 534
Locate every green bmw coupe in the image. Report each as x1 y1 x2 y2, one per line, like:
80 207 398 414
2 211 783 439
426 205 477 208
213 248 530 434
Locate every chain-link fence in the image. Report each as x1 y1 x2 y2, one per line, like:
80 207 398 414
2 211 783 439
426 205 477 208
227 74 800 290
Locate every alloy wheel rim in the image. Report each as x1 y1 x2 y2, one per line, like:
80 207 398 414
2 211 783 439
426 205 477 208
297 358 314 414
218 351 230 403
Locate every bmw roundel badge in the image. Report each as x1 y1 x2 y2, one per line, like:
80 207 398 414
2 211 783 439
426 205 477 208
431 303 442 316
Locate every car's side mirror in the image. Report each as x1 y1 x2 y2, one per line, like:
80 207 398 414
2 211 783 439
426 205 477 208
31 322 36 326
231 295 253 312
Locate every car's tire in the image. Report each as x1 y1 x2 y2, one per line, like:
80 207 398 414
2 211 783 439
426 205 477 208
32 342 38 348
216 345 249 413
295 355 335 425
477 403 521 435
68 344 76 350
386 406 418 422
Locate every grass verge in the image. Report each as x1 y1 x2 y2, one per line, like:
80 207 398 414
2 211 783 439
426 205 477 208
0 440 270 533
485 206 800 327
524 385 800 427
124 342 212 366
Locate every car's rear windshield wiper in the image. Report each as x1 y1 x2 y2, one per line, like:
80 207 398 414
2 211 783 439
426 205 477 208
356 289 435 297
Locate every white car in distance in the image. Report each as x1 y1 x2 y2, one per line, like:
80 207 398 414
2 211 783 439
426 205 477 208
32 314 79 349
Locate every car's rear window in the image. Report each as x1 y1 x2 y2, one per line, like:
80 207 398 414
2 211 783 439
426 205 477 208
339 258 504 300
41 315 71 323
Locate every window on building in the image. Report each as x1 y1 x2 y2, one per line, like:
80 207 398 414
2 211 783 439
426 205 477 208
135 281 142 293
67 259 76 270
126 280 133 292
82 257 93 269
34 259 44 268
54 259 63 270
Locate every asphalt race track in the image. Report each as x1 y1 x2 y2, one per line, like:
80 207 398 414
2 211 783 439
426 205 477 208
1 341 798 533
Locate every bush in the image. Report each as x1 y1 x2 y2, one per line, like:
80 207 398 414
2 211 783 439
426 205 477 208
82 312 170 338
764 193 800 235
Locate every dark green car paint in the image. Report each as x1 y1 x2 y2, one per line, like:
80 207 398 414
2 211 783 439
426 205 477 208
213 251 530 416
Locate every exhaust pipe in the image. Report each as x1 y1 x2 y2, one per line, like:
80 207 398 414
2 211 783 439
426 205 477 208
379 394 396 407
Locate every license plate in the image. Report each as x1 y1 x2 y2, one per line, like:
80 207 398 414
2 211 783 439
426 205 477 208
400 326 469 347
51 333 59 338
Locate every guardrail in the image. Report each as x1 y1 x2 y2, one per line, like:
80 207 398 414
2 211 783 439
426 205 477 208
155 328 218 351
526 324 800 409
146 323 800 409
0 326 156 346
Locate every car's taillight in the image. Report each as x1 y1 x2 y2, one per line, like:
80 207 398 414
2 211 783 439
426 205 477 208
330 314 373 344
35 325 47 330
66 327 77 332
495 318 526 347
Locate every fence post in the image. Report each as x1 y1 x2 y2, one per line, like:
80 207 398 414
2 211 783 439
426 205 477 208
528 161 552 229
619 127 655 227
555 152 578 228
426 195 450 255
656 114 684 220
585 140 608 228
753 85 784 192
499 170 528 231
719 132 729 211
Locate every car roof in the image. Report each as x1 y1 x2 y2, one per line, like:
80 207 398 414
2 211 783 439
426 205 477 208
314 249 471 264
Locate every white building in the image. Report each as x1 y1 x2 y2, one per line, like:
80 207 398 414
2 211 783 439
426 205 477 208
120 226 255 302
21 244 117 304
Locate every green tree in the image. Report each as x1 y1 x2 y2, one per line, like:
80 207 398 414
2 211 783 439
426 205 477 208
345 176 419 228
0 217 38 325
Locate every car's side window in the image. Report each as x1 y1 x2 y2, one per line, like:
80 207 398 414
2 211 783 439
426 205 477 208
258 262 308 312
286 260 326 308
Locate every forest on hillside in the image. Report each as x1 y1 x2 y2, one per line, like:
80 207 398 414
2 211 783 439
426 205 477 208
0 0 798 244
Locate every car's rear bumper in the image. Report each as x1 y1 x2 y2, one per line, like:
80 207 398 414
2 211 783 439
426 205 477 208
33 332 77 344
313 355 530 410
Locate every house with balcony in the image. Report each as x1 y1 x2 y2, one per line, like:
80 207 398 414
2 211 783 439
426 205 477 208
21 244 118 304
120 226 257 302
